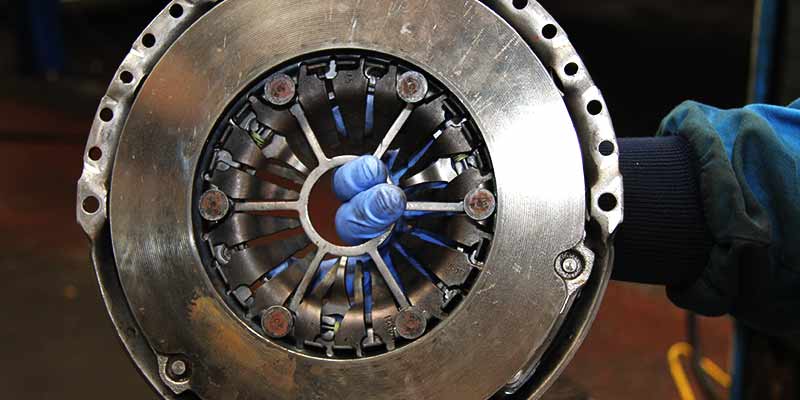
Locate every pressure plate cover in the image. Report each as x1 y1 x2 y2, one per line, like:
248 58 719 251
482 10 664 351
77 1 622 399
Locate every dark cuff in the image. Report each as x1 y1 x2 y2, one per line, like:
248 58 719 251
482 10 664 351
612 135 713 286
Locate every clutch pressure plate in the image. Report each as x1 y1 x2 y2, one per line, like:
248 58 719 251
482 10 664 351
77 1 622 399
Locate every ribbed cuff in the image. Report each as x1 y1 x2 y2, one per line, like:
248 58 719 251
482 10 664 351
612 136 713 286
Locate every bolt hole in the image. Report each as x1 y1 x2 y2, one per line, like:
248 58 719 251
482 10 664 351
169 3 184 18
542 24 558 39
99 108 114 122
142 33 156 48
120 71 134 84
587 100 603 115
83 196 101 214
88 147 103 161
598 140 615 156
564 62 579 76
598 193 617 212
512 0 528 9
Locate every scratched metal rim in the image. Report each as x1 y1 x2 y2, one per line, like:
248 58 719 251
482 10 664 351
482 2 623 398
76 1 621 399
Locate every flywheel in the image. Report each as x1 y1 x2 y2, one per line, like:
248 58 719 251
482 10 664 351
76 1 623 399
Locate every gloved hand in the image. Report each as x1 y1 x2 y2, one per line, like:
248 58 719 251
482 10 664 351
334 156 406 245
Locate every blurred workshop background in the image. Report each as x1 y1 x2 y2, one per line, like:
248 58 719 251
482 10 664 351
0 0 797 399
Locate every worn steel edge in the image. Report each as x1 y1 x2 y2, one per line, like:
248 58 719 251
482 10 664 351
482 1 623 398
77 2 218 399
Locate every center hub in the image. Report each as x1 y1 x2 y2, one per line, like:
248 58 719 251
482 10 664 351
297 156 394 256
194 51 496 358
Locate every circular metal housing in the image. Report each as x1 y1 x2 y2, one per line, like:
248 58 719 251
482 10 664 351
196 51 495 358
76 1 623 399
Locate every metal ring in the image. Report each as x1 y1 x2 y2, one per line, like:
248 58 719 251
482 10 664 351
77 1 622 399
296 155 393 257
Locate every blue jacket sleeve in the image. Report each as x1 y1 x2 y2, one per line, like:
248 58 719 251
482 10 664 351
657 99 800 335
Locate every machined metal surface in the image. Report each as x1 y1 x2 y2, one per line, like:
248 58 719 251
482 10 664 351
77 1 622 399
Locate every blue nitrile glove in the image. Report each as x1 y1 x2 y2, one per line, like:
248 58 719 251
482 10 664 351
334 156 406 245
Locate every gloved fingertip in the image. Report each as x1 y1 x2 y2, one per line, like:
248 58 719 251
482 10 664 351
335 201 359 245
358 156 387 183
333 155 388 201
371 184 407 222
335 184 406 245
333 169 350 201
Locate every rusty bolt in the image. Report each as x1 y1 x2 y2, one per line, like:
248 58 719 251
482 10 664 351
396 71 428 103
198 189 230 222
261 306 294 339
394 308 427 340
464 188 496 221
556 253 584 280
264 73 296 106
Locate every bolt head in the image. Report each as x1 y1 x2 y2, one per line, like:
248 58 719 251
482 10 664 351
557 253 584 280
261 306 294 339
264 73 296 106
464 188 497 221
394 308 427 340
562 258 579 273
198 189 230 222
396 71 428 103
170 360 187 377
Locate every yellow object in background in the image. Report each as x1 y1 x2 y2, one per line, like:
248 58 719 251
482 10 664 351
668 342 731 400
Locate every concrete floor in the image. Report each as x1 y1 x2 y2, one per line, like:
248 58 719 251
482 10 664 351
0 101 732 399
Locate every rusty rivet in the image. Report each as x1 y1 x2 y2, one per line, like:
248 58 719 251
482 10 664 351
261 306 294 339
464 188 496 221
394 308 427 340
264 73 296 106
396 71 428 103
199 189 230 222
